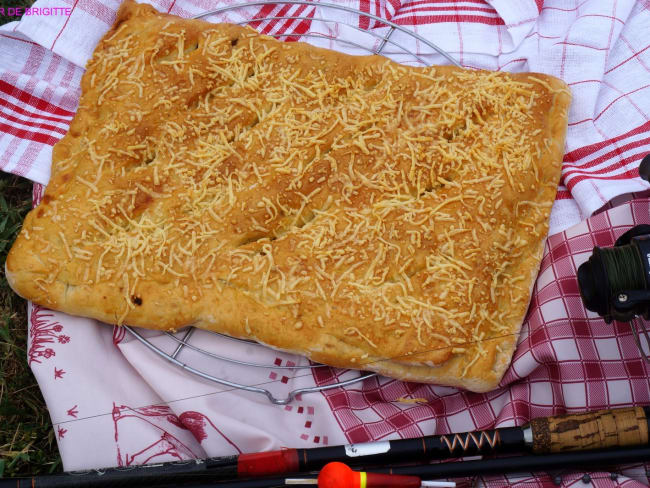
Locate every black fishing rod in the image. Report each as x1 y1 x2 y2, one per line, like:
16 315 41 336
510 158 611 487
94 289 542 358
3 406 649 487
20 445 643 488
195 445 650 487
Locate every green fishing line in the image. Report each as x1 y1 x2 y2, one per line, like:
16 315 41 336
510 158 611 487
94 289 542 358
600 244 646 296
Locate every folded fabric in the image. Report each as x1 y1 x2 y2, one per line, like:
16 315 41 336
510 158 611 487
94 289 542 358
1 0 650 485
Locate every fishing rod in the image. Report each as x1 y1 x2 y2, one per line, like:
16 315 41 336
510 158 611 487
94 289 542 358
3 406 649 487
274 446 650 488
15 445 644 488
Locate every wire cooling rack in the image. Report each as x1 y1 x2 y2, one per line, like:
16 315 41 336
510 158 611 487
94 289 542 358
630 317 650 364
124 0 460 405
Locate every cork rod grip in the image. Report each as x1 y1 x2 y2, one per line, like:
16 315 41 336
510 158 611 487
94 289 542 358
530 407 649 453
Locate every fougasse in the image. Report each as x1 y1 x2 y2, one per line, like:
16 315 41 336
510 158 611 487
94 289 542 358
6 0 571 392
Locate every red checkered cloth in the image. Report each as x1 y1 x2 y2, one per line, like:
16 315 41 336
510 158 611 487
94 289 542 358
3 0 650 485
315 197 650 435
311 196 650 486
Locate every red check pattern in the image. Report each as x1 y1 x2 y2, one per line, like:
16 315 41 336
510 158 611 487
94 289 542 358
2 0 650 482
314 197 650 486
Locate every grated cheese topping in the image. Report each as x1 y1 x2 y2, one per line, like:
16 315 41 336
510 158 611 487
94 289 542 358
13 2 569 381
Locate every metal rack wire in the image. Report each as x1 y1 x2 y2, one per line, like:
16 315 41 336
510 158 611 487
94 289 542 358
124 0 460 405
630 316 650 364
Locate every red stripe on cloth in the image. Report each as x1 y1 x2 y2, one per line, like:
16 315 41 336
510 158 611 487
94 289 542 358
565 168 640 189
620 35 650 76
391 1 497 14
12 140 45 178
44 52 62 82
0 33 39 46
542 0 589 12
0 111 68 136
392 13 505 25
564 151 647 179
261 5 292 34
555 41 609 51
555 189 572 199
0 121 59 146
386 0 401 19
23 45 46 78
394 5 499 16
606 44 650 75
373 0 380 28
575 13 625 25
283 7 315 42
166 0 177 14
60 60 78 89
359 0 371 29
567 117 594 126
565 168 640 188
273 4 308 36
51 0 80 50
535 0 543 12
564 120 650 162
525 30 561 40
248 4 280 30
0 130 22 170
568 79 602 86
0 96 72 124
498 58 528 70
564 136 650 170
422 0 492 4
0 80 75 118
266 7 299 36
71 0 114 25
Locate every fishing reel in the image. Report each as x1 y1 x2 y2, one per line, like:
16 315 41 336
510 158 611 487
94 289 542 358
577 154 650 324
578 225 650 323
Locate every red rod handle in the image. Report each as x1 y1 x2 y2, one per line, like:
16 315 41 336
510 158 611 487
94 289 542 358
237 449 299 477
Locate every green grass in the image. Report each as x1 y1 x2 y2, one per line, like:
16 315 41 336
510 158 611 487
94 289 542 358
0 0 36 22
0 175 61 477
0 2 63 477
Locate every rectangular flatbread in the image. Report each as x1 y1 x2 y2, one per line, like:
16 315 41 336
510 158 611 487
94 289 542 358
6 0 570 392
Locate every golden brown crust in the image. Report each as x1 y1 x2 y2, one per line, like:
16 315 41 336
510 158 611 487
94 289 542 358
6 0 570 392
